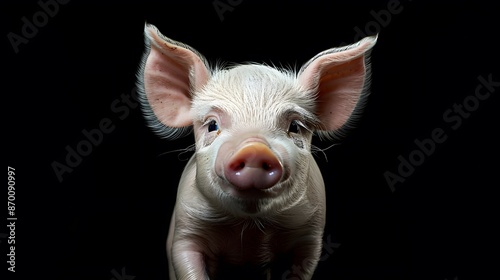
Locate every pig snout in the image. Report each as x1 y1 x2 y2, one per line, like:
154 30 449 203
217 140 284 191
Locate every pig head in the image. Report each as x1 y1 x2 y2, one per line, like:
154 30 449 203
137 24 376 280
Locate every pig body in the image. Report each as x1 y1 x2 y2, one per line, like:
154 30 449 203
137 24 376 279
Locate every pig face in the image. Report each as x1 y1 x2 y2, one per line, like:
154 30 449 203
138 24 376 217
191 65 319 216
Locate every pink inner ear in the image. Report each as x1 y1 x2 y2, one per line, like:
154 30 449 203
143 27 210 128
144 47 193 127
299 34 376 133
314 56 366 131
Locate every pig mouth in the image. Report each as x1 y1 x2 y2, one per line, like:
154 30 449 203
223 183 279 199
215 175 293 216
216 171 291 201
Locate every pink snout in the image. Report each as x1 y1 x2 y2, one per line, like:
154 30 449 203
224 142 283 190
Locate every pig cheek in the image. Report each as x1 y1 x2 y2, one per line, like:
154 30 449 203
194 131 227 200
212 141 235 193
274 138 310 193
195 147 225 202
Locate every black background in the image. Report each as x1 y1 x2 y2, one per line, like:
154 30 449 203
2 0 499 279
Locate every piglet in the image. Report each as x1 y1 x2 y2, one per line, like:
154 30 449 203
137 24 376 280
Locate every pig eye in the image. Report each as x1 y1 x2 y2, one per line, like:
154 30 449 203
288 120 300 134
207 120 219 132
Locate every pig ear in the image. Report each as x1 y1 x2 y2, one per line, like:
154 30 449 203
137 23 211 139
298 35 377 139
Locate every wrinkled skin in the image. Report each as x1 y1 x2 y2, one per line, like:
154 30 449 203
137 24 377 279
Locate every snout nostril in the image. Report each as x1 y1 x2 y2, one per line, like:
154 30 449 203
230 161 245 171
262 163 270 171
